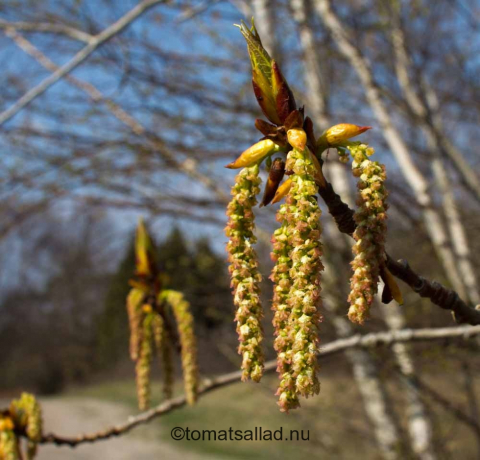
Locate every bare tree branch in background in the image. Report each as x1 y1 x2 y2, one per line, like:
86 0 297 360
37 325 480 448
0 18 93 43
313 0 473 302
0 0 167 127
387 5 479 303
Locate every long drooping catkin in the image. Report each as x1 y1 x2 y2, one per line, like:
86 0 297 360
167 291 198 405
136 308 154 410
127 288 145 361
151 314 174 400
285 145 323 400
225 165 265 382
271 130 323 412
347 143 388 324
271 199 298 412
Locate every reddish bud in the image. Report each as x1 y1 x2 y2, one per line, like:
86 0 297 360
261 158 285 207
255 118 278 136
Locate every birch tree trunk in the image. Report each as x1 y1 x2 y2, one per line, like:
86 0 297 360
380 300 437 460
250 0 279 58
313 0 467 300
322 253 404 459
389 10 479 304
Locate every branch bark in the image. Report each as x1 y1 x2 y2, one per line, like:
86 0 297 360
38 325 480 447
0 0 166 127
316 179 480 325
0 19 93 42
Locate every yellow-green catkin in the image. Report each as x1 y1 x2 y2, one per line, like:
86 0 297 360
152 313 165 351
286 146 323 400
136 308 154 410
167 291 199 405
161 332 175 401
271 205 299 412
273 144 323 412
8 393 42 459
152 313 174 400
347 143 388 324
225 165 265 382
0 425 20 460
127 288 145 360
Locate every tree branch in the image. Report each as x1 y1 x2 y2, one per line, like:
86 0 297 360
38 325 480 447
0 0 166 127
0 19 93 43
317 179 480 325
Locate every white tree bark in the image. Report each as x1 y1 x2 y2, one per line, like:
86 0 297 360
323 256 404 460
313 0 468 301
380 299 437 460
389 11 479 304
250 0 279 58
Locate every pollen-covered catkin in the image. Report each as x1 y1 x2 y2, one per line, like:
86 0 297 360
0 426 19 460
127 288 145 360
161 331 175 401
167 291 199 405
271 141 323 412
271 205 299 412
225 165 265 382
136 308 154 410
7 393 42 459
347 144 388 324
285 146 323 400
151 314 174 400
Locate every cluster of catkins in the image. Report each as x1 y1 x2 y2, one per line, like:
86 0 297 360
127 220 198 410
0 393 42 460
225 20 395 412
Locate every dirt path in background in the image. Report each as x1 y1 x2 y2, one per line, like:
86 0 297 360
2 397 211 460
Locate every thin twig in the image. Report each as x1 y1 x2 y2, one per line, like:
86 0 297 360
0 19 93 43
0 0 166 127
407 372 480 438
317 179 480 325
38 325 480 447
